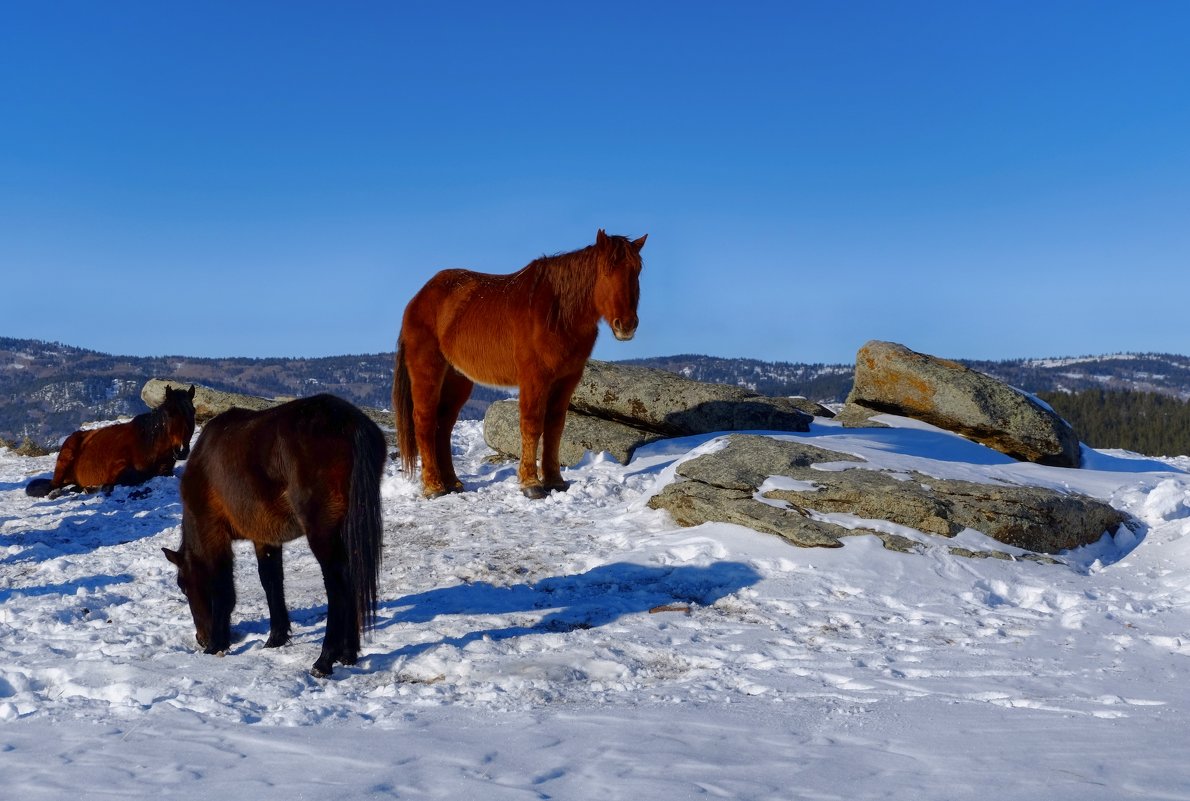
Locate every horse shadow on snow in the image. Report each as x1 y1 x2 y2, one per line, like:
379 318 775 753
352 560 761 671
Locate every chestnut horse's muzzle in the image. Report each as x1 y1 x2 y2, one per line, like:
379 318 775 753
611 317 638 341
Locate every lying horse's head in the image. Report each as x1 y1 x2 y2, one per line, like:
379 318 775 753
159 384 197 460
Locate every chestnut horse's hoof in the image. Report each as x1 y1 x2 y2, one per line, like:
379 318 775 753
423 481 465 499
521 485 550 500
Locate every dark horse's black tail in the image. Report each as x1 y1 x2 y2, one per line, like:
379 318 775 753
345 416 386 632
25 478 53 497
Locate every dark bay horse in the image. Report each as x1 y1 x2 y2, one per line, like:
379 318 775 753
25 384 196 498
163 394 386 678
393 229 646 499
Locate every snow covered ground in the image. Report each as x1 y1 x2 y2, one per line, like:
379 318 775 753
2 415 1189 799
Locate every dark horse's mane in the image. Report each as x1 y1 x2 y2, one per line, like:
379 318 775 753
524 235 637 332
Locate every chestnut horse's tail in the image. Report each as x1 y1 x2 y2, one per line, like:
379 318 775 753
345 417 386 632
392 338 418 476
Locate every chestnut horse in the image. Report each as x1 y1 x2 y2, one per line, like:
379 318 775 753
393 229 646 499
163 394 386 678
25 384 196 498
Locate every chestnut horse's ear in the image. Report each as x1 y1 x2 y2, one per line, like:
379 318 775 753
163 547 181 566
596 229 608 247
632 234 647 251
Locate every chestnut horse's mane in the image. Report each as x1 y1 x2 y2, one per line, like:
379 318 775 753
522 235 637 332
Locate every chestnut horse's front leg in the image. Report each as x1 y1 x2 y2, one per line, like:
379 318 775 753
540 372 584 492
516 379 548 499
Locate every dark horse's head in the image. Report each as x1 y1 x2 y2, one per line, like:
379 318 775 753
163 531 214 650
593 229 647 341
158 384 197 460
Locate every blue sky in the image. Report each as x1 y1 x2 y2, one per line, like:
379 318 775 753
3 2 1189 364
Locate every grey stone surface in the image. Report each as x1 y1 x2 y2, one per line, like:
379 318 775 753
648 435 1125 555
483 398 663 466
570 360 821 435
482 360 827 466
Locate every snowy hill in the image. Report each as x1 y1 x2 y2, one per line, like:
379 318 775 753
6 336 1190 449
2 415 1189 799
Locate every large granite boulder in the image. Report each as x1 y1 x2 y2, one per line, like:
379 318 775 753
648 434 1126 555
142 379 278 423
837 341 1081 468
483 360 829 466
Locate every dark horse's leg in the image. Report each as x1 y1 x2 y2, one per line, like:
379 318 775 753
205 551 237 655
435 368 473 494
540 372 584 492
254 543 291 648
309 533 358 678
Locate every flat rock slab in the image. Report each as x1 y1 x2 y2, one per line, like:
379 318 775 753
648 435 1126 555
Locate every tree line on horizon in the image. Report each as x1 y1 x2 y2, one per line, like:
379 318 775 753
1039 389 1190 458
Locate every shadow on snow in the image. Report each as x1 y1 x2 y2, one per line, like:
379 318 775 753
350 560 762 671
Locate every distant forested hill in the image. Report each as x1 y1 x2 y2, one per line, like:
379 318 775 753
1039 389 1190 458
4 337 1190 456
0 337 505 448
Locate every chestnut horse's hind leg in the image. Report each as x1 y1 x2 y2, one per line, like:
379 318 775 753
254 543 291 648
404 340 452 498
435 368 473 494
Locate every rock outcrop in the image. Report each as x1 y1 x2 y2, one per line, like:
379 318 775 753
483 360 828 466
647 435 1126 555
837 340 1081 468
